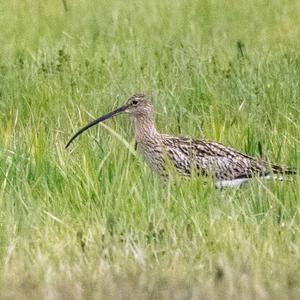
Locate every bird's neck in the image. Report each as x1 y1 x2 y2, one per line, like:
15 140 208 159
134 114 158 143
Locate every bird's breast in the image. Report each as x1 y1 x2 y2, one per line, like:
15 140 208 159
136 140 165 175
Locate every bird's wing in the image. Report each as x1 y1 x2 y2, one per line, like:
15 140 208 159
192 140 270 179
161 135 271 180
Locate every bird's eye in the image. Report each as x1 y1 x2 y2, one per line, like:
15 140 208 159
132 100 138 105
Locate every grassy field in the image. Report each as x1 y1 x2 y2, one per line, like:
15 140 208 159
0 0 300 298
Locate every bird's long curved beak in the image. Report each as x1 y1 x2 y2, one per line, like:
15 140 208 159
65 104 128 148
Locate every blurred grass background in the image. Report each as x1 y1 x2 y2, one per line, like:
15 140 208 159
0 0 300 299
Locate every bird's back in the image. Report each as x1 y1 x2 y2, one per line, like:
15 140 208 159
160 135 295 181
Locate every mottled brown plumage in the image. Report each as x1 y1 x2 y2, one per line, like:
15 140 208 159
66 94 296 187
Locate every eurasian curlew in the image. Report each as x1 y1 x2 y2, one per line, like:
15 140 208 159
66 94 296 187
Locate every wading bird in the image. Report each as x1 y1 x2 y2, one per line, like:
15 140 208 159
66 94 296 187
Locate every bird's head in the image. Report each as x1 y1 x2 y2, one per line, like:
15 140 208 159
65 94 154 148
123 94 153 117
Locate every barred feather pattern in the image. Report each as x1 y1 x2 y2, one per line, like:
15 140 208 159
161 135 295 180
135 125 295 181
127 95 297 183
66 93 296 185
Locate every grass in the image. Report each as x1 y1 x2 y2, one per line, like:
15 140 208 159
0 0 300 298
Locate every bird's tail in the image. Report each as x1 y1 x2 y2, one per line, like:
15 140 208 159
270 163 297 175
